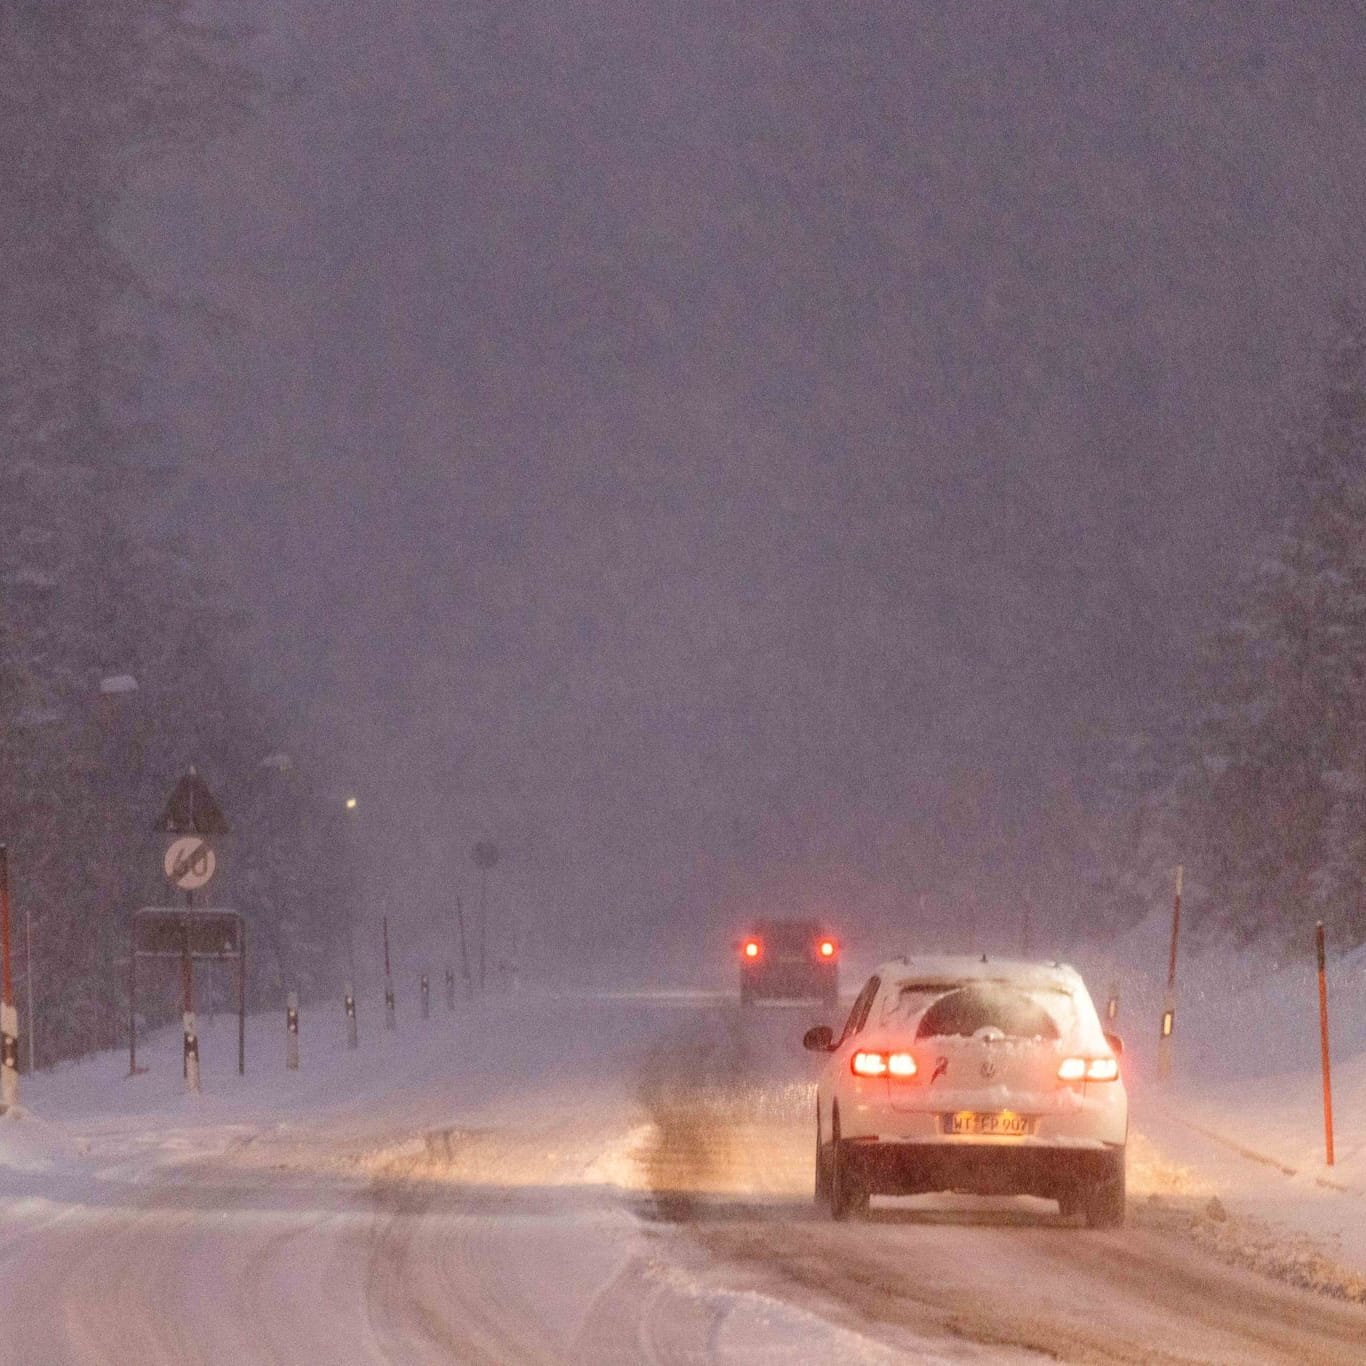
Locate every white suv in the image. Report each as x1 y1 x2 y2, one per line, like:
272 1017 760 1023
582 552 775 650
804 956 1127 1225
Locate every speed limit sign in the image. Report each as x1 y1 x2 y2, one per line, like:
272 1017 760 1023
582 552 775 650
164 836 216 891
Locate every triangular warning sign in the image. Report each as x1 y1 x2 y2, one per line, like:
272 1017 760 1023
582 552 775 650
154 767 229 835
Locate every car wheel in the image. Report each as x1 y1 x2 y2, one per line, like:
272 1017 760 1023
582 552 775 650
828 1107 869 1221
1083 1149 1126 1228
1056 1190 1081 1220
814 1103 832 1204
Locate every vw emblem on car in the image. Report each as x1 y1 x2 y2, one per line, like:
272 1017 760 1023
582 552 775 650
980 1060 997 1079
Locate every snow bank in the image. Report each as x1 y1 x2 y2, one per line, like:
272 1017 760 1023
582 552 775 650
0 1105 82 1174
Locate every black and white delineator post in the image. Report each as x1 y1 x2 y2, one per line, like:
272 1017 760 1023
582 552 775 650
472 842 499 994
420 974 430 1019
383 916 396 1030
444 965 456 1011
183 1011 200 1092
286 991 300 1070
0 846 19 1110
1157 865 1183 1082
344 982 358 1050
182 917 201 1093
455 894 472 999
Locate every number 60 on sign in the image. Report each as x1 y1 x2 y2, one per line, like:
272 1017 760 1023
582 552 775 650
164 836 216 891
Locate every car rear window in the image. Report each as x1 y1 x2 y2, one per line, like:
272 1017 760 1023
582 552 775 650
912 984 1070 1041
756 921 822 951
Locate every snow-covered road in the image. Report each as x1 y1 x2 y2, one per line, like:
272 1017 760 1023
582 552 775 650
2 991 1363 1363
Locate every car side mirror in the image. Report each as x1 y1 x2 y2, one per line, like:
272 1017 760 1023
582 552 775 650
803 1025 834 1052
1104 1032 1124 1057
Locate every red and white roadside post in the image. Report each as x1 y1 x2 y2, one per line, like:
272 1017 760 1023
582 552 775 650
1157 865 1183 1082
0 846 19 1109
1316 922 1335 1167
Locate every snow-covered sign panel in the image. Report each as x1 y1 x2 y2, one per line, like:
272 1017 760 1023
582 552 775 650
154 768 229 837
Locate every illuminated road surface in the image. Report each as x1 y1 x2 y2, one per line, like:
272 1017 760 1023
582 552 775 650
1 993 1362 1364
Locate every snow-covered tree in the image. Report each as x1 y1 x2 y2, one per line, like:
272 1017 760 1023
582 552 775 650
1 4 353 1066
1106 307 1366 949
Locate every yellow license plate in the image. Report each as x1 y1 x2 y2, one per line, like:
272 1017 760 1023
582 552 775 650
945 1111 1033 1137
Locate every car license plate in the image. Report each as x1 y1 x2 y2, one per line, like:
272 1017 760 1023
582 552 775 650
945 1111 1033 1137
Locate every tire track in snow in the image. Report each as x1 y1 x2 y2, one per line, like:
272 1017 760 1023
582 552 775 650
632 1002 1366 1364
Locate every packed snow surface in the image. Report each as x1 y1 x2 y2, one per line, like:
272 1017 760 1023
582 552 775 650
0 939 1363 1363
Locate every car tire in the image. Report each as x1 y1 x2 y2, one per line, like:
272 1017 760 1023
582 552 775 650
828 1108 869 1221
814 1104 832 1204
1083 1149 1126 1229
1056 1190 1081 1221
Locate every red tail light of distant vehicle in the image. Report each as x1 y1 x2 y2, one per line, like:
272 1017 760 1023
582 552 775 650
741 938 762 961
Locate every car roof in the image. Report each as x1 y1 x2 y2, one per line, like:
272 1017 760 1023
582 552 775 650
871 955 1085 993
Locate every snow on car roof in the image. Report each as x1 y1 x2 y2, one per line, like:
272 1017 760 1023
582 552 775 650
876 955 1085 993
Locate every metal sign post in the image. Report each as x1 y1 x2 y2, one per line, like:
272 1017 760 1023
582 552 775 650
150 770 233 1087
420 974 430 1020
444 965 456 1011
130 909 246 1083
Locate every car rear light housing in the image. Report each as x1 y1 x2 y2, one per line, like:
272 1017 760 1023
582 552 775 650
851 1049 917 1079
1057 1056 1120 1082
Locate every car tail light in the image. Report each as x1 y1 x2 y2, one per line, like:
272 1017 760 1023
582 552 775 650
741 938 762 961
1058 1056 1120 1082
817 938 838 959
851 1049 917 1079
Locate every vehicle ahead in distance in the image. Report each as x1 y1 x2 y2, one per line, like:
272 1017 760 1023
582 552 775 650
738 918 839 1008
804 956 1126 1226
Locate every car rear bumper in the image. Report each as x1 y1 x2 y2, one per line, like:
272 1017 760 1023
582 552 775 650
843 1081 1127 1148
839 1137 1124 1199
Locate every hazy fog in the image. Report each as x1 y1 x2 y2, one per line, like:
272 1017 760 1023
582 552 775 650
118 1 1366 969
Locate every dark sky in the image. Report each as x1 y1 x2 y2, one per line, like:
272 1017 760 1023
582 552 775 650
123 1 1366 969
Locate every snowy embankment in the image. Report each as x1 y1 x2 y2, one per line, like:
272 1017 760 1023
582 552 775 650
2 933 1364 1309
0 993 947 1365
1079 923 1366 1286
